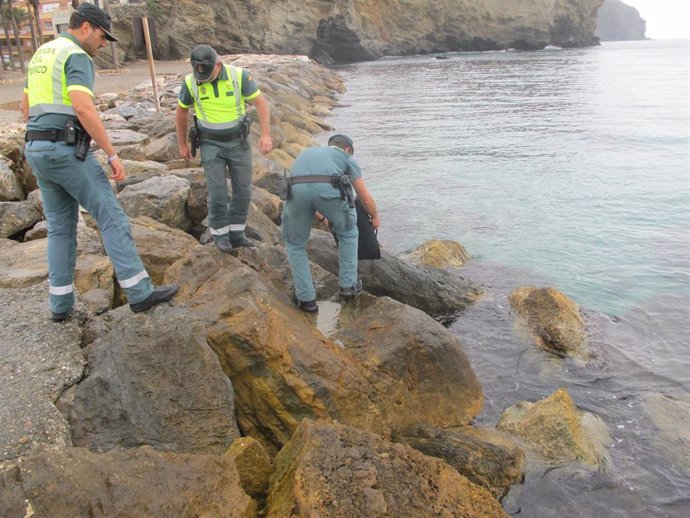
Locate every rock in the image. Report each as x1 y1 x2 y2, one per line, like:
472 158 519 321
252 185 282 223
596 0 646 41
0 282 85 461
0 127 37 194
57 306 241 454
73 254 114 310
106 128 150 147
267 419 508 518
307 230 481 322
0 238 48 288
129 112 178 138
509 286 586 356
166 245 482 454
0 200 42 238
119 175 192 231
225 436 274 497
80 288 112 315
144 133 180 162
0 155 24 201
27 188 43 215
498 388 610 469
129 216 199 285
641 392 690 467
0 446 256 518
403 239 470 268
23 220 48 241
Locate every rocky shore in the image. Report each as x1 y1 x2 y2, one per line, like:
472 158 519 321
0 55 607 517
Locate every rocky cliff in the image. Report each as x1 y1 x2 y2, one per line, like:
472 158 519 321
111 0 603 64
595 0 647 41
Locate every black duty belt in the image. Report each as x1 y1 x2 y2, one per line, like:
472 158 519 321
25 129 69 142
290 175 336 185
200 130 244 142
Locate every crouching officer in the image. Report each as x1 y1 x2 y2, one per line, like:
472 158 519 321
20 3 178 322
282 134 379 313
176 44 273 253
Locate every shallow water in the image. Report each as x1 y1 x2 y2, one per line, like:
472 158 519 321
326 40 690 517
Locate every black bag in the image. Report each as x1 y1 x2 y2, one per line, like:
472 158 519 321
354 199 381 260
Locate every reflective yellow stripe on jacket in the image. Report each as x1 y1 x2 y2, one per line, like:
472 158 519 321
27 37 89 117
185 65 245 132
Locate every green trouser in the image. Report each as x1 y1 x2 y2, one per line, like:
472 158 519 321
200 138 253 243
282 183 358 302
24 140 153 314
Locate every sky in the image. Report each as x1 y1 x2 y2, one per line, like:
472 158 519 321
620 0 690 39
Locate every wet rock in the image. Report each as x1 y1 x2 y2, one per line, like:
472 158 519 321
267 419 508 518
498 388 610 469
119 175 192 231
0 446 256 518
0 282 85 461
307 230 481 322
0 155 24 201
641 392 690 467
166 245 482 454
402 239 470 268
509 286 587 356
226 436 274 498
395 424 525 500
57 306 240 454
0 200 42 238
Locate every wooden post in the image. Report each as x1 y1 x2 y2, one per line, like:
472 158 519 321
141 16 160 113
102 0 119 69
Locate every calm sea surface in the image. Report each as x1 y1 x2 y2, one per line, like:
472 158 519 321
326 40 690 517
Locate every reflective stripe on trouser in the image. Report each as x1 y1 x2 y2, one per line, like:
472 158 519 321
24 140 154 313
282 183 358 302
200 139 252 241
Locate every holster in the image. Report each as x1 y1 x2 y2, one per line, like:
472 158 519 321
67 119 91 161
189 126 199 158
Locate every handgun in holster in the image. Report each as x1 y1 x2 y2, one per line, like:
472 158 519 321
189 116 200 158
65 119 91 161
334 174 356 208
239 116 252 150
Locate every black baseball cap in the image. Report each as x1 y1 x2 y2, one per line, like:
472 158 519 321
190 45 219 82
76 2 118 42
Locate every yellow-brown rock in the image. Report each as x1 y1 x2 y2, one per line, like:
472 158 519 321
509 285 586 356
404 239 470 268
498 388 610 469
225 436 274 497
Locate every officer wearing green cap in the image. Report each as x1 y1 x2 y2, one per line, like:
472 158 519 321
282 134 379 313
20 2 179 322
175 44 273 253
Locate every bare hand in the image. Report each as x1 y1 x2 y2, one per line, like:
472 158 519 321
179 143 192 161
371 215 380 230
259 134 273 154
109 157 125 182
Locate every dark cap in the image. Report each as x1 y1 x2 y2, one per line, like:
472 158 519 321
328 134 355 154
190 45 219 82
76 2 118 42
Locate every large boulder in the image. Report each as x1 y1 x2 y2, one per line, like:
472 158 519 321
641 392 690 468
395 424 525 500
144 133 180 162
0 238 48 288
0 282 85 462
307 230 481 322
0 446 256 518
509 286 587 356
0 155 24 201
0 200 42 238
498 388 610 469
119 175 192 231
402 239 470 268
57 306 241 454
267 419 508 518
165 245 482 454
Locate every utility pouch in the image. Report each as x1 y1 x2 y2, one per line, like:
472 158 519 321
278 170 292 201
64 119 77 145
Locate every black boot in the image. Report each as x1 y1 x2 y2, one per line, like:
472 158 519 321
214 240 235 254
230 235 255 249
130 284 179 313
339 279 363 299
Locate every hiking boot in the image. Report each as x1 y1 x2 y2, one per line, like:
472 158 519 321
230 235 255 249
214 240 235 254
339 279 363 299
130 284 179 313
51 310 72 323
295 298 318 313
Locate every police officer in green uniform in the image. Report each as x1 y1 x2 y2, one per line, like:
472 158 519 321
282 135 379 313
21 3 178 322
176 45 273 253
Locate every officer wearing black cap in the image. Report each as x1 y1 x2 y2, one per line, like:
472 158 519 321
175 44 273 253
20 2 179 322
282 134 379 313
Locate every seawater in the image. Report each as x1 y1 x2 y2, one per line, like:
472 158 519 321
327 40 690 517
